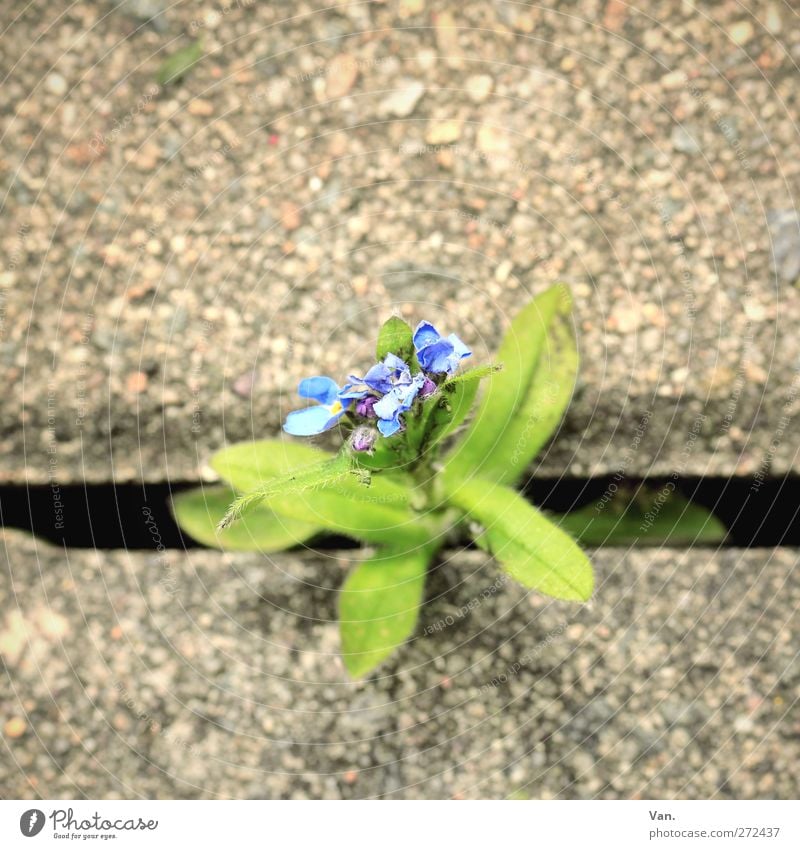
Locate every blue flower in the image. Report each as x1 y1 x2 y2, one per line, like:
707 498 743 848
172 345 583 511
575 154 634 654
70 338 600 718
413 321 471 374
340 353 411 398
373 372 426 436
340 354 425 437
283 328 464 441
283 376 350 436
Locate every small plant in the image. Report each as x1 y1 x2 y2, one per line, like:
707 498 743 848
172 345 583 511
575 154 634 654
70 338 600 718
156 40 203 86
174 284 594 677
557 485 727 547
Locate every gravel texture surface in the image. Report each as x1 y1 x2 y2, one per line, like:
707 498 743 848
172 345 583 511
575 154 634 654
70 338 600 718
1 530 798 799
2 2 800 483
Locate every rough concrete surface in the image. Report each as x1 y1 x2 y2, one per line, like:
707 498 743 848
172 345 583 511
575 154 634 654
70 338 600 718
1 531 798 799
1 2 800 483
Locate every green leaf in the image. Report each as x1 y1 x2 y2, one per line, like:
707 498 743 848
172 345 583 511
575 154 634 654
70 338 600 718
212 440 432 546
554 487 727 546
156 40 203 86
446 284 570 482
489 311 578 485
218 453 359 529
354 438 406 472
339 545 434 677
444 475 594 601
211 440 330 492
413 364 501 456
442 363 500 388
172 486 318 551
376 316 419 368
212 439 412 513
285 486 431 547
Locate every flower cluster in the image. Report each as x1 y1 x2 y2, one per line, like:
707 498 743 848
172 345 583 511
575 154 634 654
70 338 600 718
283 320 471 451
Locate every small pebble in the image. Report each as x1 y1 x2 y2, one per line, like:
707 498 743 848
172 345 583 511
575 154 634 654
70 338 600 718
765 4 781 33
379 79 425 117
661 70 686 90
326 54 358 99
671 125 700 154
465 74 493 103
187 98 214 117
4 717 27 739
477 125 510 155
729 21 754 46
280 202 301 231
126 372 149 394
425 119 462 145
398 0 424 17
45 73 68 96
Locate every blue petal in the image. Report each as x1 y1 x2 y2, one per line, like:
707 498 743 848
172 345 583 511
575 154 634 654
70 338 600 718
338 381 370 400
447 333 472 361
391 368 413 388
413 321 441 351
374 391 402 420
416 338 455 373
297 376 339 405
283 405 337 436
394 373 424 409
383 353 409 373
361 362 394 393
377 416 402 437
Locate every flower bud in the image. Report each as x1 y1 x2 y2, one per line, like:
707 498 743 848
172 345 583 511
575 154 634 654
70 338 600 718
356 395 379 418
350 426 377 453
419 377 437 398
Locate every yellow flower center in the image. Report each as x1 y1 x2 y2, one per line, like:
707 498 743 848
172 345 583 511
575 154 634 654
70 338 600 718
328 400 344 415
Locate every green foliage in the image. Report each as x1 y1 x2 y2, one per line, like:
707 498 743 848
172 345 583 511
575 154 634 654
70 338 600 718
444 475 594 602
172 486 318 551
446 284 571 482
405 365 499 459
354 437 406 472
424 365 501 449
268 485 432 548
489 309 578 485
210 440 329 491
218 453 357 529
376 316 419 369
156 40 203 86
209 440 431 547
339 545 435 678
171 283 723 678
555 486 727 546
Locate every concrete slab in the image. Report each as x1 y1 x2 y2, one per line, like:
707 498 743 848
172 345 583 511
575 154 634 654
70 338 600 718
2 2 799 483
1 532 797 799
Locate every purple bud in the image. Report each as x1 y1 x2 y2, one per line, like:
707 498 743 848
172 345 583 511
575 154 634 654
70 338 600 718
356 395 379 418
351 427 377 453
419 377 437 398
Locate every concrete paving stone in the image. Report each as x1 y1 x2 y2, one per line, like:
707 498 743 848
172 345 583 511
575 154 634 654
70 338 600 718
0 531 797 799
2 2 800 483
